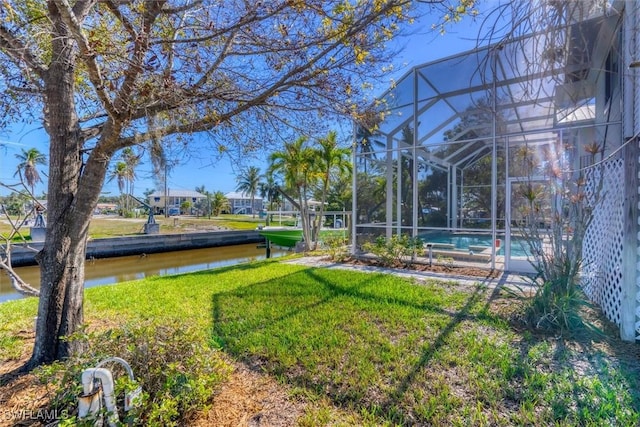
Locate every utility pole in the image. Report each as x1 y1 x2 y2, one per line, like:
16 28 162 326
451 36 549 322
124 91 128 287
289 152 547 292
164 163 168 218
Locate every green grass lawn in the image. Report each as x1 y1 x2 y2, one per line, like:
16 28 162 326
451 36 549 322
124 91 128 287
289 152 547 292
0 214 265 239
1 260 638 425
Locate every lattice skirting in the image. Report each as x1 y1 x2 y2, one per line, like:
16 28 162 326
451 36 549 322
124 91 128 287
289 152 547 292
582 158 626 328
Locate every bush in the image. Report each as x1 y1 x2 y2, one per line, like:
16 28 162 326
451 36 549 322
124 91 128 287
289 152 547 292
521 258 594 333
36 320 231 426
362 235 422 267
504 256 596 335
321 234 349 262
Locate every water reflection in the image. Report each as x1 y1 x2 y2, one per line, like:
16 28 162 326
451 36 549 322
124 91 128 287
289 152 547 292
0 243 285 303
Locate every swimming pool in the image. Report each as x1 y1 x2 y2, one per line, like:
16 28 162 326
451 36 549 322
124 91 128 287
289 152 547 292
420 232 530 257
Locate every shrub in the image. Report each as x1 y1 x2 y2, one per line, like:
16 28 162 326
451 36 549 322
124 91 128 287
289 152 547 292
362 235 422 267
36 320 231 426
435 254 455 271
518 257 595 334
322 234 350 262
511 142 603 335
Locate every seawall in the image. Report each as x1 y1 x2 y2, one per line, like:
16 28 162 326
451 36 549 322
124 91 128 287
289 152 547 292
7 230 264 267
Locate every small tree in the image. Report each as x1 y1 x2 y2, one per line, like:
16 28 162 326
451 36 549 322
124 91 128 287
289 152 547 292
268 137 316 251
210 191 230 217
180 200 192 215
1 192 29 216
312 131 351 249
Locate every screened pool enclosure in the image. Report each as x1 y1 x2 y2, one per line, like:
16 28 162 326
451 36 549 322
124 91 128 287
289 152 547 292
352 9 624 273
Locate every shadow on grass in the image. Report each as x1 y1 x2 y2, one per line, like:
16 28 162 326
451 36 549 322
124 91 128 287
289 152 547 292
210 265 503 423
383 284 486 406
211 267 475 348
490 274 640 425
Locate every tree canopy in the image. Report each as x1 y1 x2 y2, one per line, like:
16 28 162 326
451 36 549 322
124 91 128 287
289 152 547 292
0 0 426 367
0 1 419 154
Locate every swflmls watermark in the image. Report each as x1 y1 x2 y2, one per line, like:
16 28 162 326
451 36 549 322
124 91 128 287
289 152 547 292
2 408 66 423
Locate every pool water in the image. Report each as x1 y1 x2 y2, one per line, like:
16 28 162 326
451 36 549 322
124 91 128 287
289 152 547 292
420 232 530 257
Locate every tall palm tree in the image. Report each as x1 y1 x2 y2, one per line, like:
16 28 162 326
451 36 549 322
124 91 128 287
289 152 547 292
235 166 261 217
107 161 130 214
14 148 47 195
268 137 316 250
312 131 352 248
121 148 140 209
354 116 383 174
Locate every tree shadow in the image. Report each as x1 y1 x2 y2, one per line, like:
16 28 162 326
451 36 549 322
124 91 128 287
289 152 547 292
381 283 488 412
493 274 640 424
211 267 468 351
0 364 29 387
213 265 639 424
209 265 505 421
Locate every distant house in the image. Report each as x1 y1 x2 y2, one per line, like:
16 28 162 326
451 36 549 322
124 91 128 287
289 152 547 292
94 203 118 214
224 191 263 215
148 189 206 215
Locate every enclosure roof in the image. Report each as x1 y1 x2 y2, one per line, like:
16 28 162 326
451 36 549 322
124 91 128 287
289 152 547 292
359 11 621 170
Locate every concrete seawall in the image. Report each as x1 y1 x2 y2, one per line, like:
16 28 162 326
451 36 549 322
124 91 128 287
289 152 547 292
8 230 264 267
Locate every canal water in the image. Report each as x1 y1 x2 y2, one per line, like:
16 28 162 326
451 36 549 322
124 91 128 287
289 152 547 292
0 243 285 303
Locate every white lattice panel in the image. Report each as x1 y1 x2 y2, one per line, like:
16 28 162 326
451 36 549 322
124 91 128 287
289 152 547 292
634 3 640 341
582 158 625 326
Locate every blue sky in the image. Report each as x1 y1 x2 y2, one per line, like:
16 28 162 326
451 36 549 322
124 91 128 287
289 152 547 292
0 3 498 198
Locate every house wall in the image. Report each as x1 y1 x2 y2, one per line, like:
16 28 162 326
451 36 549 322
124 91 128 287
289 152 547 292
148 195 205 213
229 198 263 214
623 0 640 341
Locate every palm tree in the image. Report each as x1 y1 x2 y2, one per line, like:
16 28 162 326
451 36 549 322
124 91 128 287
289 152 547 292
121 148 140 209
194 185 211 217
354 114 384 174
268 137 316 250
259 174 281 211
312 131 352 248
210 191 230 216
107 161 130 215
14 148 47 195
235 166 261 217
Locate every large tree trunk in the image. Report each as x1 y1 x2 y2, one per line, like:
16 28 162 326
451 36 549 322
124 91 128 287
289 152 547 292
28 4 99 367
28 123 114 367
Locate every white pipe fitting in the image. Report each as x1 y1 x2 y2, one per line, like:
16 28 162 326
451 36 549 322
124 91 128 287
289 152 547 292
79 368 119 427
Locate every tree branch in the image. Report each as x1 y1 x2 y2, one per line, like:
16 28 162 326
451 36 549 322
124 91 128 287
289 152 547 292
51 0 118 118
110 1 164 117
0 24 47 79
104 0 137 39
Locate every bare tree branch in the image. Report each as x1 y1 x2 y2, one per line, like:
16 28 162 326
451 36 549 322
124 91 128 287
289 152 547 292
51 0 117 117
0 25 47 79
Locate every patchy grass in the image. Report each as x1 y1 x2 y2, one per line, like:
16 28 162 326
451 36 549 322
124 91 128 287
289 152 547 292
0 298 36 360
1 260 639 426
